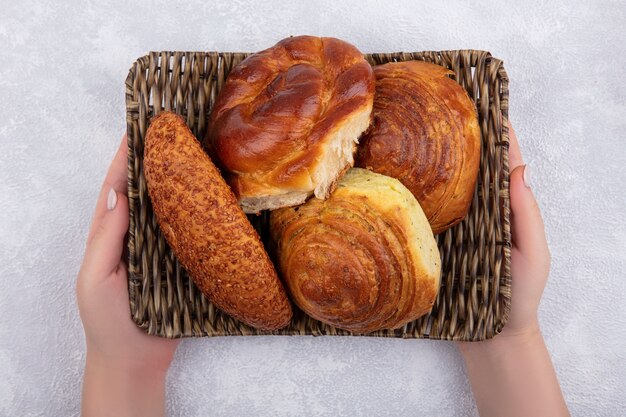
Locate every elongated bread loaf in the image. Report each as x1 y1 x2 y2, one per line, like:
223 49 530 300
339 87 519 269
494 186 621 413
144 112 292 330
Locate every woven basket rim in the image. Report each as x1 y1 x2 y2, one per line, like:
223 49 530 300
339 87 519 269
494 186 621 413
125 48 511 341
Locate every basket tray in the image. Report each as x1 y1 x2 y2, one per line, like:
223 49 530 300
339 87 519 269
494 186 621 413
125 49 511 341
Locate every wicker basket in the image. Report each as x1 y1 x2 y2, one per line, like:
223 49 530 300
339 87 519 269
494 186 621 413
125 49 511 341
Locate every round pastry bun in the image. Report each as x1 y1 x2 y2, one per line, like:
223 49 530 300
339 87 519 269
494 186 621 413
144 112 292 330
206 35 375 213
356 60 481 234
270 168 441 334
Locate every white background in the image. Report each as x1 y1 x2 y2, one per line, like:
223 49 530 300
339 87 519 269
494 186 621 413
1 1 625 416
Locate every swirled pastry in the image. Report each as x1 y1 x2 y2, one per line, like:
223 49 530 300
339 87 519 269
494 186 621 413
356 60 481 234
144 112 292 330
270 168 440 333
206 35 375 213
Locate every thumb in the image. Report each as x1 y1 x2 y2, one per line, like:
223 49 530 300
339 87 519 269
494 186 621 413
510 165 549 262
82 188 129 277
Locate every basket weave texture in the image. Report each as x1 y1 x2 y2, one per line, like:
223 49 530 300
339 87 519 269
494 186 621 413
125 49 511 341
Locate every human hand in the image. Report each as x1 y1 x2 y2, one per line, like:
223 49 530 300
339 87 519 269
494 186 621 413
77 134 179 417
461 122 550 348
500 122 551 338
456 123 568 417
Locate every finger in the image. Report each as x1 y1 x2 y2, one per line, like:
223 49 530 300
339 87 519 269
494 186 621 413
82 188 130 278
508 121 524 172
510 165 549 261
87 135 129 245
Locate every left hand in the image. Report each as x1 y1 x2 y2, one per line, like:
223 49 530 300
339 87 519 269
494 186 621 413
77 134 179 375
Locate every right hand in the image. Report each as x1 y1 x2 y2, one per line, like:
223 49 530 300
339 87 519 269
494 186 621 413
500 122 551 338
458 122 551 350
456 123 569 417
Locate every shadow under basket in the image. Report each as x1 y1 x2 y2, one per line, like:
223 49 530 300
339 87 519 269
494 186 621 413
125 49 511 341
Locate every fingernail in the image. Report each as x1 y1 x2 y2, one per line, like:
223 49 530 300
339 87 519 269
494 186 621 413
107 188 117 210
523 165 531 189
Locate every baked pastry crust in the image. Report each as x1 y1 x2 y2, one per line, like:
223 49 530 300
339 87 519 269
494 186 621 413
144 112 292 330
270 168 440 333
206 35 375 213
356 60 481 234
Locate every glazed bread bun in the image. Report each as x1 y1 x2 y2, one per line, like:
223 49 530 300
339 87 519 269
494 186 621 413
144 112 292 330
206 35 375 213
356 60 481 234
270 168 441 334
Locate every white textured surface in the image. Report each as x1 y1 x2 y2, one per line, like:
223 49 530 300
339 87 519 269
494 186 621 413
1 1 625 416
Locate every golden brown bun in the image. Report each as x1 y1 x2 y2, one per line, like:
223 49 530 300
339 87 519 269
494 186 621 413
270 168 440 334
356 60 481 234
144 112 292 330
206 35 375 213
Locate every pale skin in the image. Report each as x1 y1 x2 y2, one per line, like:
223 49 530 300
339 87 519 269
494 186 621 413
456 124 569 416
77 135 179 417
77 124 568 416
